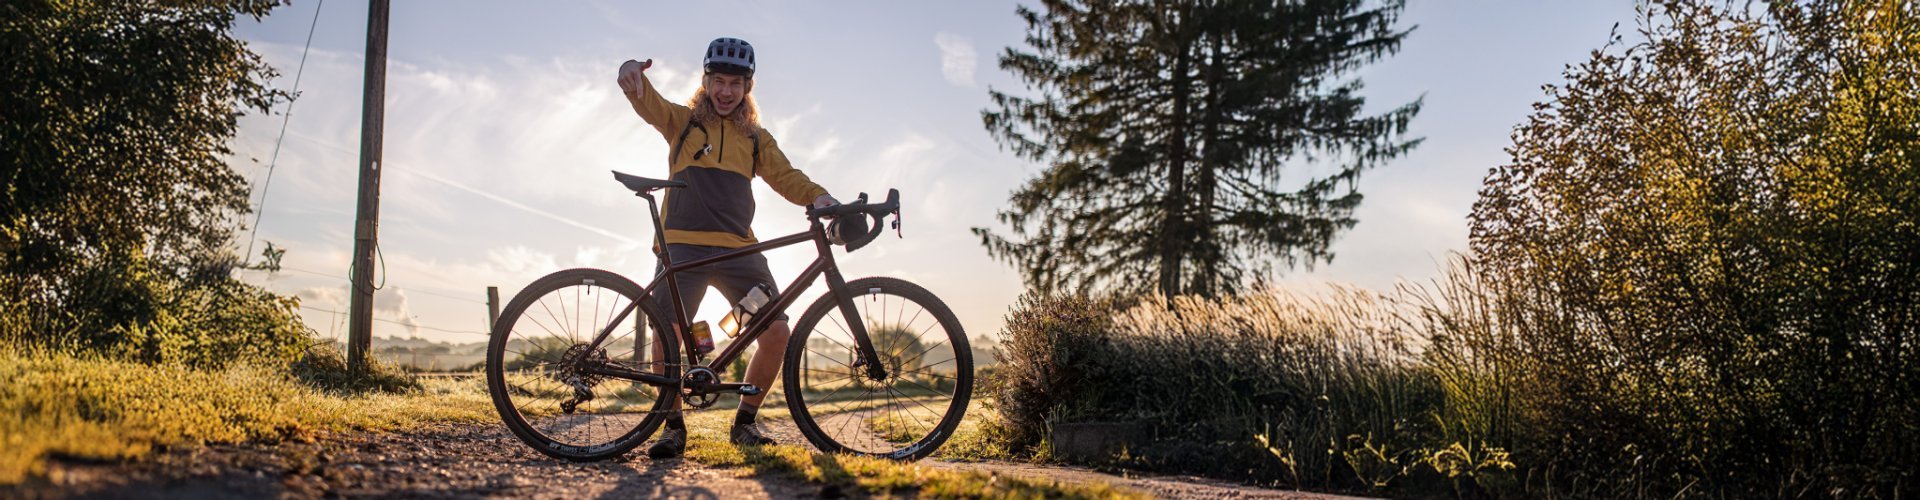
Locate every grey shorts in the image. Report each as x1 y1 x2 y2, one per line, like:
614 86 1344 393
649 244 789 322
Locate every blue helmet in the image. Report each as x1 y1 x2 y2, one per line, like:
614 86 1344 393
704 37 755 77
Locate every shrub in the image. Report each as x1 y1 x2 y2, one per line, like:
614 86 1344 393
990 293 1119 455
1468 1 1920 495
3 253 310 369
1 0 304 369
992 290 1450 490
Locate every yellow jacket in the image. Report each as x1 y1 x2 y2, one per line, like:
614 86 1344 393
627 74 827 248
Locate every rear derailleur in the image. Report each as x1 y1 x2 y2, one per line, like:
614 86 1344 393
556 343 609 414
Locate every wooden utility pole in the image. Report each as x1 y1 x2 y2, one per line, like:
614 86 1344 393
486 286 501 333
347 0 390 372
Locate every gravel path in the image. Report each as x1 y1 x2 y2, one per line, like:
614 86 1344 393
9 421 819 499
10 418 1362 499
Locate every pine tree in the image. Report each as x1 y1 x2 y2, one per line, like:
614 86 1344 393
976 0 1422 298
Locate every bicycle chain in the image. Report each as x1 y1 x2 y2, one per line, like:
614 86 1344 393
563 359 743 414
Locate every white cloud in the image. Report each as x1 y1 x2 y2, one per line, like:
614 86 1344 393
934 33 977 88
373 289 424 337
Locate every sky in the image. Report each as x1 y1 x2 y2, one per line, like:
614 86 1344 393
226 0 1639 346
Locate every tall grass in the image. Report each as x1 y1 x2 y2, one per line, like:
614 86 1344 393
989 285 1510 494
990 250 1916 497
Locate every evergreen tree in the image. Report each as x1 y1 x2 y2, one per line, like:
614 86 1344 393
976 0 1422 297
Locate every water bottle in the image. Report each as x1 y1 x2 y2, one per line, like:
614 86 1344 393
718 285 772 336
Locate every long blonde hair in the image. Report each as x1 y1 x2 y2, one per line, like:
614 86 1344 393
687 79 761 138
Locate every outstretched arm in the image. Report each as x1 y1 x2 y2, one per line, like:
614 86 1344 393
616 59 688 137
756 133 831 206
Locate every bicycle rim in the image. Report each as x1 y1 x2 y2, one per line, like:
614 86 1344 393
486 268 678 461
784 277 972 461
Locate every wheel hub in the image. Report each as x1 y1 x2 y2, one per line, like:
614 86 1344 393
555 343 609 414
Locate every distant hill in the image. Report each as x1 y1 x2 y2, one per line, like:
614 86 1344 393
345 333 999 373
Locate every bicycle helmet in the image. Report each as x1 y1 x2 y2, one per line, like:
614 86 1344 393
704 37 755 77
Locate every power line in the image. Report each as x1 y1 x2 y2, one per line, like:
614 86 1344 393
297 304 489 336
387 284 487 304
243 265 489 305
244 0 327 266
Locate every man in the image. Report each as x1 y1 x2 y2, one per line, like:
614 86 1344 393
615 37 837 459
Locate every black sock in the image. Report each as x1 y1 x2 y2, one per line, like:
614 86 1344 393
666 415 685 431
734 404 758 427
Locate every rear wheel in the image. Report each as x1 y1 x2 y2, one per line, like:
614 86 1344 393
486 268 679 461
782 277 972 461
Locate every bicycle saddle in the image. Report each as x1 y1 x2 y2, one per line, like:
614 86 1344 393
612 170 686 193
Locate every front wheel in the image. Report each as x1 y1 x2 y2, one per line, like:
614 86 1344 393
782 277 973 461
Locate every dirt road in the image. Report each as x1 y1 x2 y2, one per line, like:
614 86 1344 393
8 420 1355 499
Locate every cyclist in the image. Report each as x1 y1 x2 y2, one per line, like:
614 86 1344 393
615 37 838 459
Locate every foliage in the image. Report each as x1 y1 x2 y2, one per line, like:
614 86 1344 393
986 293 1118 453
1466 0 1920 496
0 347 494 486
291 343 423 395
0 0 303 367
990 291 1467 492
976 0 1422 298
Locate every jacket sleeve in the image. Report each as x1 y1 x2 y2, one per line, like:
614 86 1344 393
626 73 690 139
756 133 829 205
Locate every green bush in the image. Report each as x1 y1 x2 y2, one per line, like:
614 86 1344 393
2 252 309 369
1466 1 1920 496
2 0 303 368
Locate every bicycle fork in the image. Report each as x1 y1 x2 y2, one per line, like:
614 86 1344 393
826 266 889 382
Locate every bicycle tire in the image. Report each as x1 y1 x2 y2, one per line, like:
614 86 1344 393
782 277 973 461
486 268 680 461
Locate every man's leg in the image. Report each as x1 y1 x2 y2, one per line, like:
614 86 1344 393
728 319 790 446
707 250 787 445
741 320 791 408
646 245 715 459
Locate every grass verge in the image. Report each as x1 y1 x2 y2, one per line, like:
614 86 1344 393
3 344 1131 497
0 347 494 485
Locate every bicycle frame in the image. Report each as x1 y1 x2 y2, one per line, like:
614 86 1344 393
574 191 888 388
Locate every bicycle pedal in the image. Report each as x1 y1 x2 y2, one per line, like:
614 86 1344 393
737 384 763 396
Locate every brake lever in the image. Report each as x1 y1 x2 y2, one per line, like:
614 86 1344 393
892 210 902 238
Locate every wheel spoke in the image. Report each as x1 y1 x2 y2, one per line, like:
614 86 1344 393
783 281 972 459
489 271 681 459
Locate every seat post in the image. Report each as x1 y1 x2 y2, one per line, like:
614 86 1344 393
639 192 671 264
639 190 692 335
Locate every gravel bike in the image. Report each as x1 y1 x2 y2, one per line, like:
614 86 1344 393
485 171 972 462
